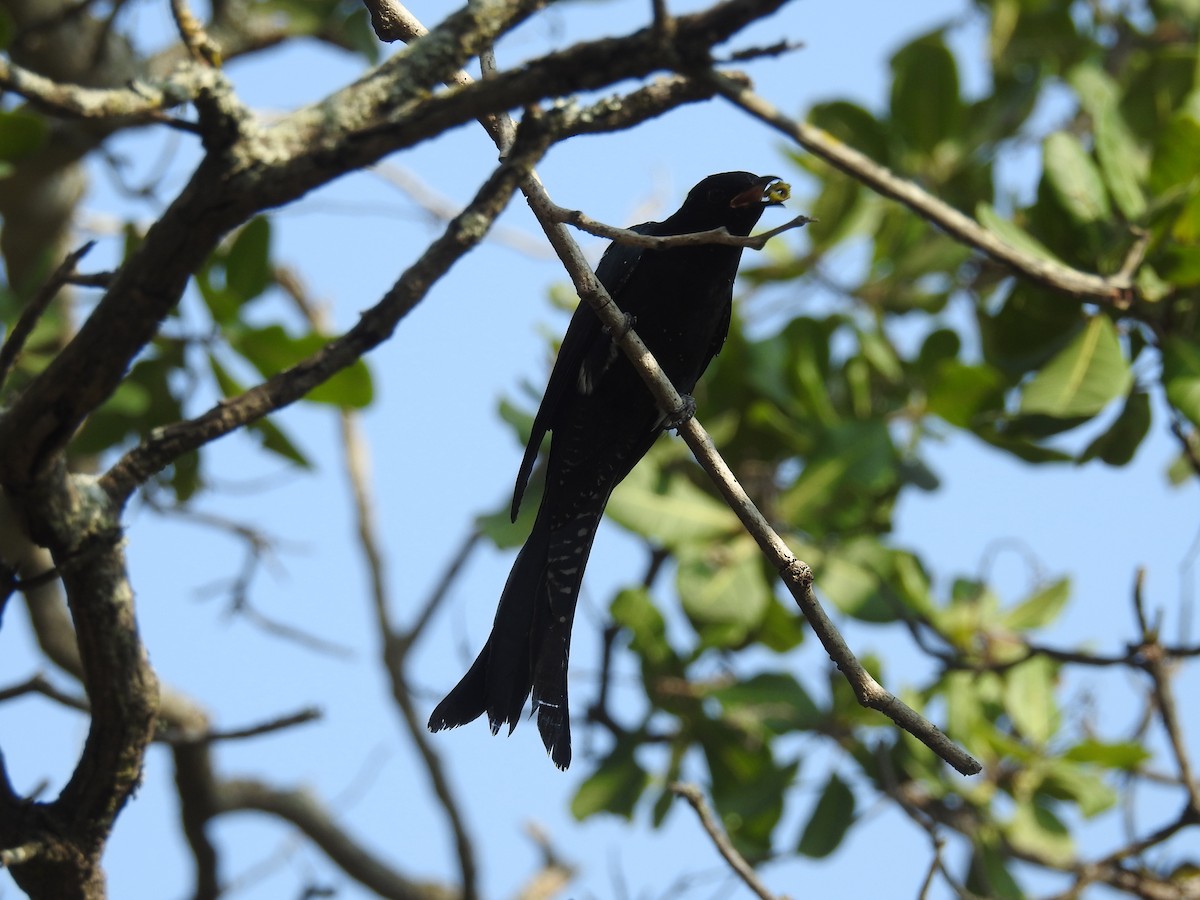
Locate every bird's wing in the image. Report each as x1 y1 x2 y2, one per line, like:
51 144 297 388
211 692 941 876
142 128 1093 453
510 224 653 521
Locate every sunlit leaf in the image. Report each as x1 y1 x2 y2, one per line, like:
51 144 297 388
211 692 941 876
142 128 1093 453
608 453 738 548
677 536 771 647
1003 578 1070 632
890 33 962 156
1063 739 1151 770
1043 132 1110 224
231 325 374 408
1004 656 1059 745
1019 316 1131 417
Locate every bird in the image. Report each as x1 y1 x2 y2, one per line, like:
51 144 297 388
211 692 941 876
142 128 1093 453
428 172 790 769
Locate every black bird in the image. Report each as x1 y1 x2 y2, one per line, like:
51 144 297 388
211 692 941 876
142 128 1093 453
428 172 789 768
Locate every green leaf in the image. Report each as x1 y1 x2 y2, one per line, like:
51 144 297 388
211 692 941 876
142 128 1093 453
756 596 807 653
225 217 273 304
1149 113 1200 195
610 587 675 670
806 173 864 249
1004 656 1059 745
607 453 738 548
676 535 771 647
1043 132 1110 224
1007 798 1074 866
1163 336 1200 427
967 838 1025 900
1019 316 1131 417
927 361 1005 427
570 742 648 820
0 8 13 50
1078 389 1151 465
1004 578 1070 631
818 542 895 623
779 421 897 525
0 110 48 162
230 325 374 409
1094 104 1147 220
976 202 1065 265
475 483 539 549
890 33 962 156
208 354 310 468
1063 738 1151 770
797 773 855 858
712 672 821 734
1041 761 1117 817
808 101 890 163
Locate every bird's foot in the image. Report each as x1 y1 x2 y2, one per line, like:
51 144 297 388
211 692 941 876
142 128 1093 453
603 312 637 340
666 394 696 430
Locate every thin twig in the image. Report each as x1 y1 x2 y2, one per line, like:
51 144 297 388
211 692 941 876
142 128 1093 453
162 707 322 745
169 0 222 66
670 783 780 900
552 204 813 251
0 242 95 393
0 674 89 712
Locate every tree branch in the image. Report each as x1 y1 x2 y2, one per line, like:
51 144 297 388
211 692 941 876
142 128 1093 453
98 114 555 506
551 203 813 250
213 779 460 900
0 241 95 393
702 70 1137 305
670 783 779 900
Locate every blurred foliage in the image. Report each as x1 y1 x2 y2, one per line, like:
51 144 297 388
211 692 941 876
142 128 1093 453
479 0 1200 892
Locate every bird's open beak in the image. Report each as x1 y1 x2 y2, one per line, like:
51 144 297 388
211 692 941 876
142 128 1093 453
730 175 791 208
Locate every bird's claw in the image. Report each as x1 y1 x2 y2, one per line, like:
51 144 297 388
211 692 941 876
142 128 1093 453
604 312 636 340
666 394 696 430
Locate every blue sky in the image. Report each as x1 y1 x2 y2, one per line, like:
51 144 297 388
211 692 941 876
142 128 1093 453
1 1 1197 897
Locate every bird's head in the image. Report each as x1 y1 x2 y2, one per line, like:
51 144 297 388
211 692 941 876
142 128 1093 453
676 171 791 237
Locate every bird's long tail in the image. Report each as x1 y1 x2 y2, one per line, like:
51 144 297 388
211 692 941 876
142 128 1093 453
427 503 601 769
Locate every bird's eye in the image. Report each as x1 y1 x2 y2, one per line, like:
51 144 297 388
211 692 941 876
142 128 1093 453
707 188 726 203
766 181 791 203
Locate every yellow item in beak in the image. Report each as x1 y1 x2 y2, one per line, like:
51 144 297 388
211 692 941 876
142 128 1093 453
766 181 791 203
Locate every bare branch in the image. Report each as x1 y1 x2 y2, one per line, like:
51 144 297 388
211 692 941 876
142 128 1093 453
0 674 89 713
0 242 95 393
162 707 322 745
551 203 813 250
670 783 780 900
99 116 555 506
213 779 460 900
169 0 222 66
